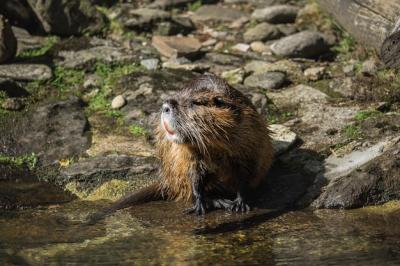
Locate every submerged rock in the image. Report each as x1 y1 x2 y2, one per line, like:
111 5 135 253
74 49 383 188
270 31 330 58
0 15 17 63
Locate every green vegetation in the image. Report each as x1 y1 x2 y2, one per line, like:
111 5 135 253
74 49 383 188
0 153 38 170
333 31 356 55
18 36 59 58
106 110 124 118
343 124 361 140
52 67 85 93
96 6 124 36
355 109 381 121
128 124 147 137
187 0 202 12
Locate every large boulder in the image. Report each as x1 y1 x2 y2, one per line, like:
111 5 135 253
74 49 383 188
27 0 107 36
0 15 17 63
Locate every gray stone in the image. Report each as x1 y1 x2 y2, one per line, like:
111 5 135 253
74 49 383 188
0 64 52 81
221 68 244 85
27 0 106 36
141 58 159 70
154 16 195 36
7 97 91 165
243 22 281 43
304 66 326 81
270 31 330 58
204 52 242 65
58 46 137 69
250 41 269 53
111 95 126 109
361 59 378 76
123 8 170 30
148 0 197 9
192 5 247 22
83 74 101 89
312 137 400 209
270 124 297 155
231 43 250 52
0 15 17 63
251 5 299 24
244 71 286 90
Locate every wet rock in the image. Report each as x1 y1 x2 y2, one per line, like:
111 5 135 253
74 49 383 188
27 0 106 36
6 97 91 165
250 41 269 53
0 171 75 210
1 98 23 111
361 59 378 76
152 35 202 59
60 155 158 194
313 137 400 209
243 22 281 43
304 66 326 81
58 46 138 69
0 64 52 81
111 95 126 110
270 124 297 155
141 58 159 70
192 5 247 22
252 5 299 24
122 8 170 30
244 71 287 90
0 15 17 63
231 43 250 53
221 68 244 85
270 31 330 58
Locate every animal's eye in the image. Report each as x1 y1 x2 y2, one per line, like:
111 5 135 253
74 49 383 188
213 96 224 107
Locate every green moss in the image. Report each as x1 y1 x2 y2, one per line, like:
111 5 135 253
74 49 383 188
355 110 381 121
187 0 202 12
333 31 356 56
128 124 147 137
17 37 59 58
52 67 85 93
343 124 362 140
0 153 38 170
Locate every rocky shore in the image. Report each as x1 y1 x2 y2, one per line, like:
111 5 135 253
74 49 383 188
0 0 399 211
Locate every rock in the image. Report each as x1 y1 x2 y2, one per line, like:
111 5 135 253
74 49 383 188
304 66 326 81
312 137 400 209
148 0 197 9
162 59 210 72
270 124 297 155
244 71 287 90
231 43 250 53
342 60 357 76
1 98 23 111
111 95 126 109
221 68 244 85
270 31 330 58
4 97 91 165
205 52 242 65
250 41 269 53
140 58 159 70
123 8 170 30
276 23 297 36
0 64 52 81
0 15 17 63
249 92 268 115
27 0 106 36
0 78 29 97
243 22 281 43
361 59 378 76
152 35 202 59
229 16 250 29
58 46 138 69
252 5 299 24
83 74 101 89
154 16 195 36
244 60 303 80
60 155 158 195
192 5 247 22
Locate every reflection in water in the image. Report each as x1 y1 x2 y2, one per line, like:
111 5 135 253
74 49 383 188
1 200 400 265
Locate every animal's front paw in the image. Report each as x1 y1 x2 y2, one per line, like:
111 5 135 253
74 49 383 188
229 197 250 213
184 198 206 215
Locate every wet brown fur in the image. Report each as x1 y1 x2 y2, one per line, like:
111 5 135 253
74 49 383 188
89 74 273 221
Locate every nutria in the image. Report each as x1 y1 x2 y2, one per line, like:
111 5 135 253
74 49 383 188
89 74 273 221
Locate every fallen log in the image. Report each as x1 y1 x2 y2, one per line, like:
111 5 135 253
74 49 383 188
318 0 400 68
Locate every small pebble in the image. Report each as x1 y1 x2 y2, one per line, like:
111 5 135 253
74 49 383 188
111 95 126 109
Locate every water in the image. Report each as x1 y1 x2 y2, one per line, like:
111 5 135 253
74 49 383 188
1 200 400 265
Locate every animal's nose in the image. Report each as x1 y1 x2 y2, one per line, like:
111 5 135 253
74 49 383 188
162 103 171 114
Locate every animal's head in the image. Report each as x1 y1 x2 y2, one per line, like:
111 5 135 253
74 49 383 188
159 74 254 153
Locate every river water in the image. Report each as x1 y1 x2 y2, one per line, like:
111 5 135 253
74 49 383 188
1 200 400 265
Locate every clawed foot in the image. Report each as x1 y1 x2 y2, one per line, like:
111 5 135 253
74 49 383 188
228 197 250 213
184 198 206 215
